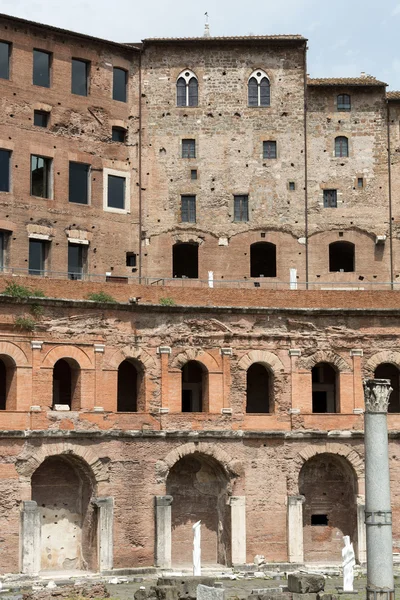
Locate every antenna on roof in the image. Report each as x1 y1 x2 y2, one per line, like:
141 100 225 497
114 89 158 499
204 12 210 38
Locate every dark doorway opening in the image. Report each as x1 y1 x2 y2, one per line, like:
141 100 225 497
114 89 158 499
329 241 355 272
312 363 338 413
173 243 198 278
117 359 141 412
182 360 207 412
246 363 271 413
375 363 400 413
53 359 79 409
250 242 276 277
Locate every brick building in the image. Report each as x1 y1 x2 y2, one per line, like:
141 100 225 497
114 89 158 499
0 12 400 575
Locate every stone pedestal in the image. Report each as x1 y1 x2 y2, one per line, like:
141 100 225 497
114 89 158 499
155 495 173 569
20 500 40 575
93 497 114 572
230 496 246 565
288 495 305 563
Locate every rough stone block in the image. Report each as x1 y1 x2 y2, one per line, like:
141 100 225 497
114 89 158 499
153 586 180 600
292 594 318 600
317 594 336 600
288 574 325 594
157 578 215 600
197 585 225 600
134 590 149 600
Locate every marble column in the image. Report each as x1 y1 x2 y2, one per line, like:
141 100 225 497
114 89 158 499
155 495 173 569
20 500 41 575
93 497 114 572
287 495 305 563
230 496 246 565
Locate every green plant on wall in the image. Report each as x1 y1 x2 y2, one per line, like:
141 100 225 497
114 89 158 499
14 316 36 331
159 297 176 306
2 282 45 299
86 291 117 303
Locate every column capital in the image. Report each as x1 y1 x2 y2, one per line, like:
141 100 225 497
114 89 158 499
155 495 173 507
21 500 38 512
229 496 245 507
220 348 233 356
31 341 43 350
363 378 393 413
288 495 306 505
94 344 105 353
92 496 113 508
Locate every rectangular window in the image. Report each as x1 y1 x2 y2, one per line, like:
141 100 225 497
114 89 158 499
191 169 198 180
69 162 89 204
107 174 125 209
181 195 196 223
0 42 11 80
112 127 126 142
233 195 249 222
0 150 11 192
289 181 295 191
323 189 337 208
29 239 46 275
126 252 137 267
358 177 364 189
68 243 84 280
0 231 6 271
34 110 49 127
71 58 89 96
113 67 127 102
263 141 277 159
33 50 51 88
182 139 196 158
31 155 52 198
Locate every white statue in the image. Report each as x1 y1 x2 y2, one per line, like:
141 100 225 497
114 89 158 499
193 520 201 576
342 535 356 592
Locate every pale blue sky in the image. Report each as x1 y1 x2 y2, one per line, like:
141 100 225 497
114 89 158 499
1 0 400 89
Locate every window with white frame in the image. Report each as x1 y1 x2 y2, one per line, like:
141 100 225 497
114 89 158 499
248 69 270 107
176 70 198 107
103 168 130 213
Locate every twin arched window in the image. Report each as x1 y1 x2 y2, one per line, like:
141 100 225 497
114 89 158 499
176 70 198 107
248 69 270 107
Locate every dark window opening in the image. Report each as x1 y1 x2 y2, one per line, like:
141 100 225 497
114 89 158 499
71 59 89 96
323 189 337 208
31 155 51 198
107 174 125 210
68 244 85 280
34 110 49 127
358 177 364 188
112 127 126 142
289 181 295 191
182 139 196 158
117 359 140 412
248 74 270 107
52 359 79 408
234 194 249 222
191 169 198 180
177 74 198 107
69 162 89 204
246 363 271 413
375 363 400 413
188 77 198 107
0 356 14 411
173 242 198 278
0 149 10 192
0 42 11 80
335 136 349 157
181 195 196 223
182 360 206 412
0 231 7 271
33 50 51 88
263 140 277 159
29 239 47 276
312 363 337 413
250 242 276 277
113 67 127 102
337 94 351 111
329 241 355 272
0 359 6 410
126 252 137 267
311 514 329 526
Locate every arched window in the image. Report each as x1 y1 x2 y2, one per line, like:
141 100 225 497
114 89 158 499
181 360 208 412
52 358 80 410
173 242 198 278
246 363 271 413
312 363 338 413
117 359 143 412
374 363 400 413
250 242 276 277
329 241 355 272
337 94 351 111
177 70 198 107
248 70 270 107
0 356 15 410
335 136 349 157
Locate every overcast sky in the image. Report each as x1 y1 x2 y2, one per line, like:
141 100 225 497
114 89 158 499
1 0 400 89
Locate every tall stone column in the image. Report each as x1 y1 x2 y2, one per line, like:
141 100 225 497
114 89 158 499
155 495 173 569
93 497 114 572
230 496 246 565
363 379 394 600
20 500 41 575
287 495 305 563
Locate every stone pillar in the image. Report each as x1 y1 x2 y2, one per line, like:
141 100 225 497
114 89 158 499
93 497 114 572
287 495 305 563
20 500 41 575
363 379 394 600
357 495 367 565
230 496 246 565
155 495 173 569
157 347 171 413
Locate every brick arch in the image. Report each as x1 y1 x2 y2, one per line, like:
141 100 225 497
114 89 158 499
299 350 351 373
41 346 93 369
15 442 109 485
104 346 155 370
288 443 364 495
364 351 400 376
171 348 221 372
156 442 242 484
0 341 29 367
238 350 284 374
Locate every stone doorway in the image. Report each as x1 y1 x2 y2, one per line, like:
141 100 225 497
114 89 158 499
31 455 97 572
299 453 357 563
166 452 231 566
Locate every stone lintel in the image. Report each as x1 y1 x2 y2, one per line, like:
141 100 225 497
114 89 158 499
157 346 172 355
350 349 363 357
289 349 301 357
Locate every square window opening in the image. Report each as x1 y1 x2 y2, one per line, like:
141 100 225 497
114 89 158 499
33 49 51 88
69 162 90 205
263 140 277 159
289 181 295 191
191 169 198 180
34 110 49 127
311 514 328 526
113 67 127 102
71 58 89 96
323 189 337 208
182 139 196 159
31 155 52 198
0 42 11 80
107 174 126 210
112 127 127 143
126 252 137 267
